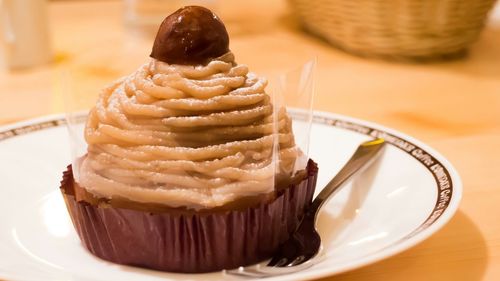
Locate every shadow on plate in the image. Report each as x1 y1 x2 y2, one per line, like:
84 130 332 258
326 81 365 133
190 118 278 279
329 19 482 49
316 152 384 248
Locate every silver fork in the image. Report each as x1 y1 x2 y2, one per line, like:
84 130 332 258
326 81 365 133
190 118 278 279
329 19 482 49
226 138 386 278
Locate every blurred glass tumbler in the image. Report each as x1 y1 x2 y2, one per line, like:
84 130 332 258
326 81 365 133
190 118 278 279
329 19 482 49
124 0 216 34
0 0 52 69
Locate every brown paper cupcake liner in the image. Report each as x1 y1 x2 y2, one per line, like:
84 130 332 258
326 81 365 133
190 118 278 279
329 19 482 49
59 160 318 273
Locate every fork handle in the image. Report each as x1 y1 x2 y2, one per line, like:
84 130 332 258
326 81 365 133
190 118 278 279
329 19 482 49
306 138 386 219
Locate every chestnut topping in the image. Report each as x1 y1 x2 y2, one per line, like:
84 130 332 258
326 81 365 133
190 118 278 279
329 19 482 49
150 6 230 65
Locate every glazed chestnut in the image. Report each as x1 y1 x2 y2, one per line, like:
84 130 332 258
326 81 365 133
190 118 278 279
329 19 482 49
150 6 230 65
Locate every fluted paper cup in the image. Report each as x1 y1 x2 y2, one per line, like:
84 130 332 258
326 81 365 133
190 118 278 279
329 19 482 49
60 160 318 273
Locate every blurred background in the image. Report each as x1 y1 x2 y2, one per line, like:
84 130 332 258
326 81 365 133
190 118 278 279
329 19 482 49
0 0 499 137
1 1 500 280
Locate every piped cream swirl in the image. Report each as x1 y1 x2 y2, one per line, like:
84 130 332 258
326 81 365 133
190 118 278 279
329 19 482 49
78 53 299 209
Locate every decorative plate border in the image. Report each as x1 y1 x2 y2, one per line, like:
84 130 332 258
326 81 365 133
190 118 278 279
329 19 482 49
295 113 454 239
0 112 453 239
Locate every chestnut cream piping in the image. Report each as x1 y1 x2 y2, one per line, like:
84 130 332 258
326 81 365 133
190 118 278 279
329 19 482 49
78 53 299 209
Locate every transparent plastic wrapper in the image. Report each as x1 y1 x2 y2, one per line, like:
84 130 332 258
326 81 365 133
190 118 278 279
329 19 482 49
271 58 316 174
59 55 318 272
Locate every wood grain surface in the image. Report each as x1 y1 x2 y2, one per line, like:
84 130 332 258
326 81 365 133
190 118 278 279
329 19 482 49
0 0 499 280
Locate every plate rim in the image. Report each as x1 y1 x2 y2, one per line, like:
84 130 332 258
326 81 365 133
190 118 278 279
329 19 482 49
283 110 463 281
0 110 462 281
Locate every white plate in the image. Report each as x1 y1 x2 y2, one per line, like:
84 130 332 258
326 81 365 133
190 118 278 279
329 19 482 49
0 110 462 281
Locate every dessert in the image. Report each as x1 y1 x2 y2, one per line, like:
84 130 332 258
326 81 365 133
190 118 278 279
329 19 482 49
60 6 318 273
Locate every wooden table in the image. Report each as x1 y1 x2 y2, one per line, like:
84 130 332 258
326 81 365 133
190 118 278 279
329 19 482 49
1 0 500 280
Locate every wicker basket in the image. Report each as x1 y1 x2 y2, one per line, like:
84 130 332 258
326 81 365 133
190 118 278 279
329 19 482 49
289 0 498 61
